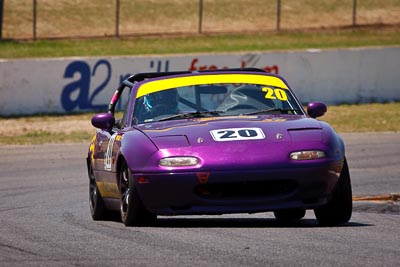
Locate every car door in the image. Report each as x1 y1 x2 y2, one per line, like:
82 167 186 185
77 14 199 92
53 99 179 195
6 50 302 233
92 85 132 197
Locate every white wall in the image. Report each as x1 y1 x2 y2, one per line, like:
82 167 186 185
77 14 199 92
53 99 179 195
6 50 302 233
0 47 399 115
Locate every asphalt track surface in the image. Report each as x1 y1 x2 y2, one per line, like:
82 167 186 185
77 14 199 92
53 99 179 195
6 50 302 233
0 132 399 266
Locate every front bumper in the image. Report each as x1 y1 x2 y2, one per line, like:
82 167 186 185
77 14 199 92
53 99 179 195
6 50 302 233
133 163 342 215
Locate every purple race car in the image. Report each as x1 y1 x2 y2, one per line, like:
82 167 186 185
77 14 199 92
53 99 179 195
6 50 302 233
86 68 352 226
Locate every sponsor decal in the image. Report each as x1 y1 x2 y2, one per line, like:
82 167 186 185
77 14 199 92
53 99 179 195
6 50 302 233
276 133 284 140
62 60 131 112
188 57 279 74
104 133 118 171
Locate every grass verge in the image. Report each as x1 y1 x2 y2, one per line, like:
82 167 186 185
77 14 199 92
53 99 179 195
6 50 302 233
0 103 398 145
8 130 93 145
1 26 400 59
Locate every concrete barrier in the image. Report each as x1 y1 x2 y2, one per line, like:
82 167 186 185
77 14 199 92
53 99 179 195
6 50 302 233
0 46 399 115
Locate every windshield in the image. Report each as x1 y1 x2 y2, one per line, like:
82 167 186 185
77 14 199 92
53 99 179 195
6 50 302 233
133 75 303 124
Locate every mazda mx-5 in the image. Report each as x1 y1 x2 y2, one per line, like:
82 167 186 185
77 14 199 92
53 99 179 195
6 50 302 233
86 68 352 226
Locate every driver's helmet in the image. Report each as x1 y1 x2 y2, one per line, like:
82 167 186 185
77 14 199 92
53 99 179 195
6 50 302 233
143 88 179 115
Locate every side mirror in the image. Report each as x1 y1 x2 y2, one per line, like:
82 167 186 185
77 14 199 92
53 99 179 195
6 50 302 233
91 113 115 131
307 102 327 118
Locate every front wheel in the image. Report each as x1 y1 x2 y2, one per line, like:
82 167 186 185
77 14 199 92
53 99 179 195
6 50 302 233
119 161 156 226
314 158 352 226
89 164 108 220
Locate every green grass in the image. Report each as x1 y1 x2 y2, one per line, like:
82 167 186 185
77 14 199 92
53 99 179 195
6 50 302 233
1 28 400 59
3 130 93 145
323 102 400 133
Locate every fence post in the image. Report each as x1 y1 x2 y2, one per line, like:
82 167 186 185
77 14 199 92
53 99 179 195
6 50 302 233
198 0 203 33
33 0 37 40
352 0 357 26
276 0 281 31
0 0 4 41
115 0 120 37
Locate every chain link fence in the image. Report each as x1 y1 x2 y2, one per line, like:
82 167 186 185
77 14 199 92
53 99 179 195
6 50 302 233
1 0 399 41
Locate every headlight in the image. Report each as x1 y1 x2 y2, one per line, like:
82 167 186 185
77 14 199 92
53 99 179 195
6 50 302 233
290 150 326 160
159 157 199 167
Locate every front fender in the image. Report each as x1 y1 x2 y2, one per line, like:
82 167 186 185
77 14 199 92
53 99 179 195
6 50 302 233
119 130 159 173
321 122 345 161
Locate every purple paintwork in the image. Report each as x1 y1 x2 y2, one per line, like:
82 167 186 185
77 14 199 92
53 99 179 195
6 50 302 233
86 69 352 226
91 113 115 131
132 116 341 215
307 101 328 118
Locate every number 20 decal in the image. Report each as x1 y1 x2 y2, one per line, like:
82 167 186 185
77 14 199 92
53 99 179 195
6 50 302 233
262 87 288 101
210 128 265 142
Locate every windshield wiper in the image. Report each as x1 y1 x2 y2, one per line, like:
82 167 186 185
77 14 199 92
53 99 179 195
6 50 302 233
156 110 225 122
243 108 301 115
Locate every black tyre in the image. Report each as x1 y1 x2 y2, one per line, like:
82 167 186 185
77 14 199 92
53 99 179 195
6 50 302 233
119 161 156 226
89 164 107 220
274 208 306 221
314 158 353 226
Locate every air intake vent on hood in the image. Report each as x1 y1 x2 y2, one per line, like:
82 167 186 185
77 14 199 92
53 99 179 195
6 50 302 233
288 128 323 142
152 135 190 149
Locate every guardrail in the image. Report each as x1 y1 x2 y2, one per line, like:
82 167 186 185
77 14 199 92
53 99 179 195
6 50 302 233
1 47 399 115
